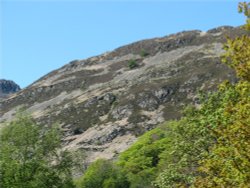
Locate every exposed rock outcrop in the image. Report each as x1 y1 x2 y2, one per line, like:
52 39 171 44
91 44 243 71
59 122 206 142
0 26 247 162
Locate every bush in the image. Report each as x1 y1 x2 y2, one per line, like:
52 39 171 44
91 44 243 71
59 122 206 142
140 49 149 57
128 59 138 69
76 159 129 188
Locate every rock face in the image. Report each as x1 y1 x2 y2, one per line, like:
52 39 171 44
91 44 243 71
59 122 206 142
0 26 247 162
0 79 21 99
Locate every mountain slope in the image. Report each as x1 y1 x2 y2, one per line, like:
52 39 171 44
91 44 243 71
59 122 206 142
0 26 247 162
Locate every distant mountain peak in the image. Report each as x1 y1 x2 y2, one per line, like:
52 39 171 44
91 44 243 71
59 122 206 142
0 79 21 99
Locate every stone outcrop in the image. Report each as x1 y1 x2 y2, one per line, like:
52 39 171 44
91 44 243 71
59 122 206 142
0 79 20 99
0 26 247 162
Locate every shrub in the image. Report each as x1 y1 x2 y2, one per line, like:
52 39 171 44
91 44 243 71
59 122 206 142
128 59 138 69
140 49 149 57
76 159 129 188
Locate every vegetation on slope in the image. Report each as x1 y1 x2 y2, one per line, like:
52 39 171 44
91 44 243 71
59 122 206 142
75 159 129 188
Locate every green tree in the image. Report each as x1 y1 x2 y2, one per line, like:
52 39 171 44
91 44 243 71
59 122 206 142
153 96 228 188
194 2 250 187
117 127 169 188
193 82 250 187
76 159 129 188
0 114 75 188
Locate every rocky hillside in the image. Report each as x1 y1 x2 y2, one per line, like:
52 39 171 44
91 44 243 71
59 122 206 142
0 26 247 162
0 79 21 99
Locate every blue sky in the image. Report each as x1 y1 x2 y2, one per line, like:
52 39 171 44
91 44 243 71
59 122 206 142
0 0 245 88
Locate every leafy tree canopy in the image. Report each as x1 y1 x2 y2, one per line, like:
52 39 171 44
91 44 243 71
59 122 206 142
76 159 129 188
0 113 76 188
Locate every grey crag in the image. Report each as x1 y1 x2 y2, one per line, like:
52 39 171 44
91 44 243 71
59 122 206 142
0 26 247 162
0 79 20 99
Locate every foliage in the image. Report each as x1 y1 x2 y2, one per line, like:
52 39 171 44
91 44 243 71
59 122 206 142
128 59 138 69
140 49 149 57
0 114 75 188
193 81 250 187
153 89 232 188
238 2 250 30
226 2 250 81
117 127 169 188
118 95 225 187
222 35 250 81
116 86 235 187
193 3 250 186
76 159 129 188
